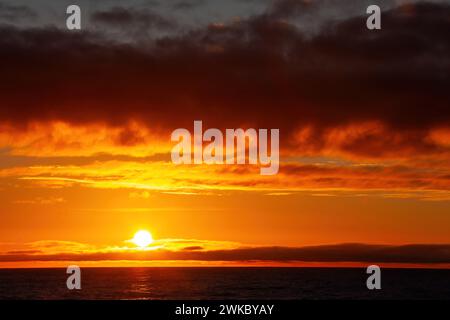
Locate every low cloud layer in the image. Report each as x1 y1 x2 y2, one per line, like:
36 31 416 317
1 242 449 264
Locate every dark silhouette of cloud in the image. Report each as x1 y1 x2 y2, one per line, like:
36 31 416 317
1 243 449 263
0 2 448 160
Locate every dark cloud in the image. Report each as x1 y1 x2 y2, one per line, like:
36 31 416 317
0 2 449 158
0 3 37 22
1 243 449 263
269 0 316 19
91 6 177 31
182 246 204 251
171 0 206 11
267 0 415 20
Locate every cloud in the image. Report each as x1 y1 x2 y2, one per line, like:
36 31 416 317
13 196 65 205
0 121 166 157
1 242 449 264
0 3 448 146
0 3 37 22
0 1 449 197
91 6 178 32
182 246 204 251
171 0 206 11
26 240 97 254
267 0 394 20
1 152 449 197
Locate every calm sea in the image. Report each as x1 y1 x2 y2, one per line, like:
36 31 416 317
0 267 448 300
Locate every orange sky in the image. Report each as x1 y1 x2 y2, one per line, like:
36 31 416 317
0 1 450 268
0 121 449 268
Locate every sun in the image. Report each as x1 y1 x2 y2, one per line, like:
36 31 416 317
131 230 154 248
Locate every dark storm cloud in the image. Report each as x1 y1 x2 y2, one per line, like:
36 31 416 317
269 0 316 18
0 2 449 158
91 6 177 31
0 2 37 22
1 243 449 263
171 0 206 11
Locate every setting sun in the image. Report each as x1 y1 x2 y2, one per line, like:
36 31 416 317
131 230 154 248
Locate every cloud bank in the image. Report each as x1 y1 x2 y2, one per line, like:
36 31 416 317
1 242 449 264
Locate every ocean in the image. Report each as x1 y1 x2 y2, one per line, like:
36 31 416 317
0 267 448 300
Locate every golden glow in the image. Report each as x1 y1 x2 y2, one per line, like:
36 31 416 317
131 230 154 248
1 120 450 268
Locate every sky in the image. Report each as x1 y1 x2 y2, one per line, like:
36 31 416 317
0 0 449 268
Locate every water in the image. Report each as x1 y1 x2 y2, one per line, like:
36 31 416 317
0 267 448 300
